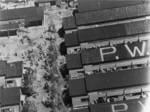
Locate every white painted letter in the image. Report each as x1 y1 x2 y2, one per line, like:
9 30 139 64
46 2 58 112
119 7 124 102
100 46 116 62
111 103 128 112
125 42 146 57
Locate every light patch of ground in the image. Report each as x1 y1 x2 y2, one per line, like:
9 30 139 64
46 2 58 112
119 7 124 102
0 3 72 112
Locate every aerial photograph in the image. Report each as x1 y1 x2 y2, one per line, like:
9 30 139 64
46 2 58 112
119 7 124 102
0 0 150 112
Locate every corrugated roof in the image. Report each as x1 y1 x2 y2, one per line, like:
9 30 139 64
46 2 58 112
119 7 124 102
63 17 76 30
78 27 105 43
0 23 18 31
65 32 79 47
66 20 150 47
1 87 20 107
78 24 126 43
0 7 44 22
85 67 150 92
6 61 22 78
125 19 150 35
66 54 82 70
78 0 144 13
0 61 7 76
69 78 87 97
63 3 150 30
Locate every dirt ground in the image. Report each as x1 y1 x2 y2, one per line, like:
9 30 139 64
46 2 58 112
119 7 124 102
0 2 73 112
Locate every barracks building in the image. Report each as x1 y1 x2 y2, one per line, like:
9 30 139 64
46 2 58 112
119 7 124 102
0 6 44 37
63 0 150 112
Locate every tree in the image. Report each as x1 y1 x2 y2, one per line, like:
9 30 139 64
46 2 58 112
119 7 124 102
58 27 65 38
43 73 52 81
34 2 39 7
62 89 72 106
59 64 68 79
22 68 35 97
22 101 37 112
72 9 78 17
21 87 33 97
59 42 67 55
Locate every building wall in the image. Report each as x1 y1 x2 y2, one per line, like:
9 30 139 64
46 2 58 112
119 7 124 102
0 76 5 87
5 77 22 87
2 105 20 112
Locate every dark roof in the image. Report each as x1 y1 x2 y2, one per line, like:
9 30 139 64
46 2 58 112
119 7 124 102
0 23 18 31
90 98 147 112
81 48 101 65
66 54 82 70
125 19 149 35
65 32 79 47
78 27 104 42
71 108 89 112
85 67 150 92
67 20 149 47
65 3 150 29
0 61 7 76
0 7 44 22
63 17 76 30
78 0 144 13
6 61 22 78
1 87 20 107
78 24 126 43
69 78 87 97
69 40 150 69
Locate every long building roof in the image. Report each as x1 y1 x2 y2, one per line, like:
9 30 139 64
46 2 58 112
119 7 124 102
69 67 150 97
81 40 150 65
65 19 150 47
63 3 150 30
76 3 150 26
66 40 150 69
0 7 44 22
78 23 127 43
85 67 150 92
77 0 144 13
